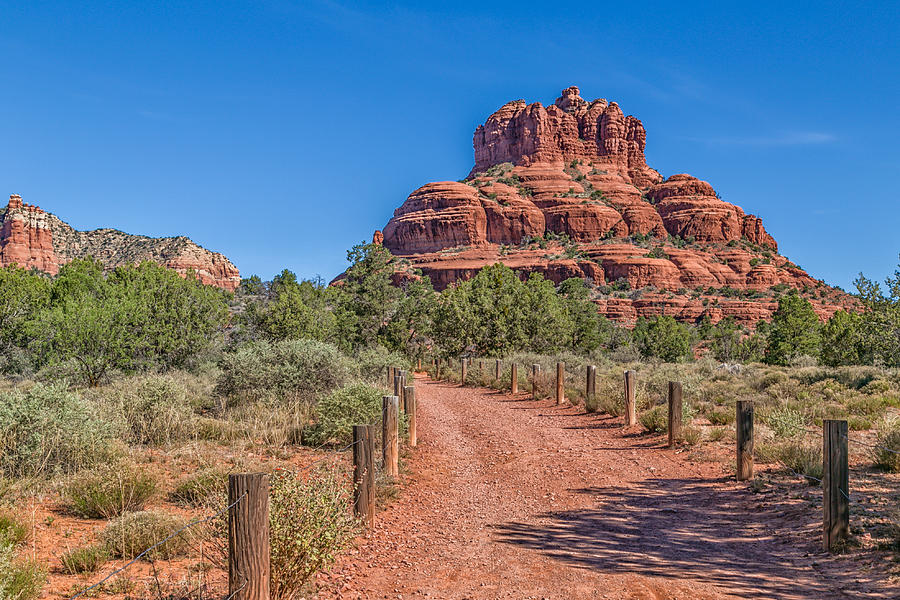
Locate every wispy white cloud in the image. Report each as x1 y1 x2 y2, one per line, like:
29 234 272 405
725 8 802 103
684 131 837 147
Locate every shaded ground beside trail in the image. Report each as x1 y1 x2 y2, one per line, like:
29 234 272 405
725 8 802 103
318 377 894 599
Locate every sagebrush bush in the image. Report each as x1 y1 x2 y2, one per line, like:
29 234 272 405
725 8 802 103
0 384 116 478
62 463 157 518
102 511 191 560
354 347 411 382
269 468 358 600
778 440 823 483
216 340 353 406
87 374 197 445
60 544 109 575
0 513 28 547
765 406 805 439
640 405 667 433
873 418 900 472
706 407 735 426
170 468 226 508
304 383 384 446
0 542 45 600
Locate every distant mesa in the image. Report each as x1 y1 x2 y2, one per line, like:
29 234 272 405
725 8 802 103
378 86 852 324
0 194 240 290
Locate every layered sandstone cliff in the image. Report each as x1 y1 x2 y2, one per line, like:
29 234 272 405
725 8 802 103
380 86 852 324
0 194 240 290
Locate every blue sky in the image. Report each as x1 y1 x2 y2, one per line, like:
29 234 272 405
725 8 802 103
1 1 897 290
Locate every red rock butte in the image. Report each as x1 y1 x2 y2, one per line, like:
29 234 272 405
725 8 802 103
0 194 240 290
379 86 852 325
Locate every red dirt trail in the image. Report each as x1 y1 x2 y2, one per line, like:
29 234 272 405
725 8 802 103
318 377 891 599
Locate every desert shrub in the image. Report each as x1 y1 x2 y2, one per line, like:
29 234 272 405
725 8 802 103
707 427 729 442
354 347 411 382
170 468 226 508
60 544 109 575
873 418 900 472
304 383 384 446
269 468 358 600
0 514 27 547
102 511 191 560
765 406 805 439
778 440 823 483
706 407 735 426
848 415 873 431
62 463 157 519
0 384 116 478
0 543 45 600
640 405 668 433
680 425 702 445
216 340 353 406
87 374 197 445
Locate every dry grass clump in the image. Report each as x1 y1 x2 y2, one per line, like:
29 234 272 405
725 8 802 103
60 544 109 575
873 417 900 473
62 462 157 519
102 511 192 560
169 468 226 508
86 374 199 446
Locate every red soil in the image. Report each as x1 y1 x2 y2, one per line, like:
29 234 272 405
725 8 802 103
317 377 895 599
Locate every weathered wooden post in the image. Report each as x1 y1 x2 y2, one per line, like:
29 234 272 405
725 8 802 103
624 370 636 426
401 370 409 411
394 374 404 413
352 425 375 526
382 396 399 477
667 381 683 447
435 358 441 379
495 359 501 381
228 473 270 600
388 366 395 388
511 363 518 394
461 358 467 386
586 365 597 411
405 385 417 447
556 362 565 405
532 364 541 399
736 400 754 481
823 419 849 552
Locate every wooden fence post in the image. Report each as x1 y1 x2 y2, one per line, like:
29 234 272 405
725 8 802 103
461 358 467 386
435 358 441 380
417 358 422 371
400 370 408 411
228 473 270 600
495 359 501 381
352 425 375 526
624 370 636 426
586 365 596 410
556 362 565 405
667 381 683 447
405 385 417 447
823 419 849 552
387 366 394 388
736 400 754 481
532 364 541 399
382 395 399 477
394 374 404 412
511 363 518 394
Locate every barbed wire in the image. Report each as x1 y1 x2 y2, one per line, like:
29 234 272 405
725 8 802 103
68 492 249 600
